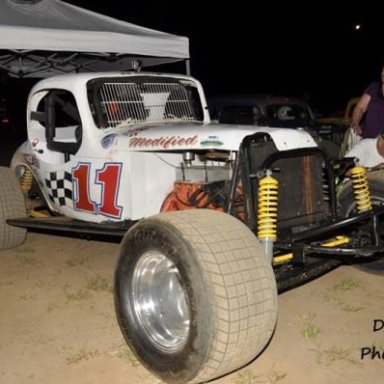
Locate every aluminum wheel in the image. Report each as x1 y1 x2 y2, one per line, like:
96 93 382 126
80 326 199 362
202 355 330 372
115 210 278 383
131 250 190 353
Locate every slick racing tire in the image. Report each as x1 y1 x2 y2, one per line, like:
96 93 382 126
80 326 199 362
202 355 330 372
0 167 27 250
338 178 384 275
115 209 278 384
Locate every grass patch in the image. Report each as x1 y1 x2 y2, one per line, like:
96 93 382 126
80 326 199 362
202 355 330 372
66 348 99 364
235 366 287 384
86 274 113 293
19 294 36 301
47 304 58 313
303 324 320 339
66 254 89 267
117 345 140 367
235 370 264 384
17 253 40 266
310 343 359 366
333 278 360 291
267 366 287 383
63 285 89 302
324 277 364 311
341 303 364 312
0 281 13 288
15 245 36 254
325 278 360 303
300 313 320 339
35 279 52 289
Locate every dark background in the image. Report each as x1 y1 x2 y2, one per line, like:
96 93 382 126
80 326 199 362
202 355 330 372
64 1 382 113
1 1 383 142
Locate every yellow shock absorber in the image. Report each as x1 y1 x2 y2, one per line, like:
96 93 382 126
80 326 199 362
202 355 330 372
257 173 278 261
350 166 372 213
20 167 33 194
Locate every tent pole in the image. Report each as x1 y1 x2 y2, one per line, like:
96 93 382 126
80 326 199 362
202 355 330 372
185 59 191 75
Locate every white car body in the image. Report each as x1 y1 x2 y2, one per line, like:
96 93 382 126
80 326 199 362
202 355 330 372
11 72 316 223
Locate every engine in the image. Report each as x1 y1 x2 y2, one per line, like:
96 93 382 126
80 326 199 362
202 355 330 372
161 150 236 212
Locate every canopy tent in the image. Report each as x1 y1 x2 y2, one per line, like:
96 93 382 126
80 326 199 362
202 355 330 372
0 0 189 78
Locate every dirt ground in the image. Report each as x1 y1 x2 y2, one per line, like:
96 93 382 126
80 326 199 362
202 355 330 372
0 232 383 384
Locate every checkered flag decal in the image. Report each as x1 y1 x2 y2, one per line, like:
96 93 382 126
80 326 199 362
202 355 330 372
45 171 73 207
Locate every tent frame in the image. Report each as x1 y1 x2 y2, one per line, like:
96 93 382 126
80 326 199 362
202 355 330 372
0 50 191 78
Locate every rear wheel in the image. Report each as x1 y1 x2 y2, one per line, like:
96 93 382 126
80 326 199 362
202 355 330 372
115 209 278 384
0 166 27 250
338 178 384 274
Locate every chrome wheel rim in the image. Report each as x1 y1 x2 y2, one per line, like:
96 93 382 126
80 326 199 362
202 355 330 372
132 250 190 353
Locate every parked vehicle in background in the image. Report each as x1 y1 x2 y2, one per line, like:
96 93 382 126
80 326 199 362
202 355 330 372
316 97 360 156
209 94 344 157
317 97 359 127
0 72 384 384
210 95 315 126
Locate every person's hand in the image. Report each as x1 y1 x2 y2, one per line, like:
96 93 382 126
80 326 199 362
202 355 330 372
351 124 362 135
367 163 384 172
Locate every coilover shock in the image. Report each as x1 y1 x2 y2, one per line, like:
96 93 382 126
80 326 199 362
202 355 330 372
350 166 372 214
20 167 33 194
257 171 278 261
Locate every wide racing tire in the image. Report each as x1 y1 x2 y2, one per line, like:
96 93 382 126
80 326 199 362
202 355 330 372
0 166 27 250
114 209 277 384
338 178 384 274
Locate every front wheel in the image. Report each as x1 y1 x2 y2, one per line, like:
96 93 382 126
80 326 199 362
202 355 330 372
114 209 278 384
0 166 27 250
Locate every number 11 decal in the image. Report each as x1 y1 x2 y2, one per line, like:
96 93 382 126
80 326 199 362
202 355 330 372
73 162 123 218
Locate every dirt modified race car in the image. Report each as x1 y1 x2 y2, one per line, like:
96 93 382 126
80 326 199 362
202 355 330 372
1 71 384 384
209 94 345 155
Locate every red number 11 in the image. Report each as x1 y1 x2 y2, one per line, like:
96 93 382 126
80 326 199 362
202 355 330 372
73 163 122 218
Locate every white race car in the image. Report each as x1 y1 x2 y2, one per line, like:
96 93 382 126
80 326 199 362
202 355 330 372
1 71 383 384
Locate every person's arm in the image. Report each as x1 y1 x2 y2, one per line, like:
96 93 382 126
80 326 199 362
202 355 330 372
350 93 371 135
367 162 384 171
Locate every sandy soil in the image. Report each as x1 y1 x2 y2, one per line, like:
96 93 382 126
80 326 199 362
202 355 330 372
0 232 383 384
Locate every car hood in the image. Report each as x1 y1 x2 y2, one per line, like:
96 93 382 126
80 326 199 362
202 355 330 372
107 122 317 152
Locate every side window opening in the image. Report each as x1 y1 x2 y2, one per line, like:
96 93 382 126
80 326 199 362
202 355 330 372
34 90 82 161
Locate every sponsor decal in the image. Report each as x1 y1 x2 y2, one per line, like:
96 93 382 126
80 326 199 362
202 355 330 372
123 127 150 137
101 134 116 149
24 154 40 169
200 135 223 147
129 135 198 149
45 170 72 207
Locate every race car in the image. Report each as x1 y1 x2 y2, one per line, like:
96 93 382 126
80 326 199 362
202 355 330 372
1 71 383 384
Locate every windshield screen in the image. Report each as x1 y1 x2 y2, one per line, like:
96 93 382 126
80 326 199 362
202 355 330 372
87 76 203 128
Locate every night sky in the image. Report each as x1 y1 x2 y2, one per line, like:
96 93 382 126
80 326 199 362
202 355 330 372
2 0 382 126
63 1 383 114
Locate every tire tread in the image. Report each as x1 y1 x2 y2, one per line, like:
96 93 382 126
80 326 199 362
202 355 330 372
0 166 27 250
155 209 277 383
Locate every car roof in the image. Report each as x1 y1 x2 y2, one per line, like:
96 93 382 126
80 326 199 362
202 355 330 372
29 71 199 96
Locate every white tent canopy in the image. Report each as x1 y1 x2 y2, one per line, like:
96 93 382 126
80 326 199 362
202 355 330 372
0 0 189 77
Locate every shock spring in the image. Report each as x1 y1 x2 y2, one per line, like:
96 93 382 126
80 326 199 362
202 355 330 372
350 166 372 213
257 174 278 240
20 167 33 194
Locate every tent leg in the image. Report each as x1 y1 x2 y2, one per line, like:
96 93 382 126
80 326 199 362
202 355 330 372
185 59 191 75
